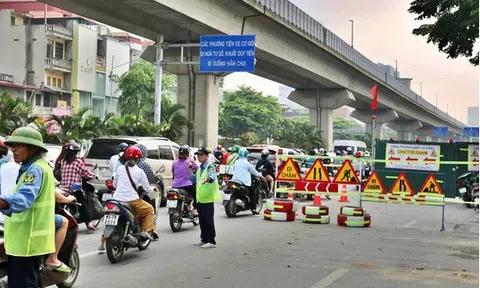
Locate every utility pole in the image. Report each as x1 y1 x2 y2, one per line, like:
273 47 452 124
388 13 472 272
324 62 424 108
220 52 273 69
349 20 354 48
154 35 164 126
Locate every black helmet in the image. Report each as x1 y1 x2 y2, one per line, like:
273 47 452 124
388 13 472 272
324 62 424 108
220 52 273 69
179 145 189 156
66 142 81 151
117 142 128 153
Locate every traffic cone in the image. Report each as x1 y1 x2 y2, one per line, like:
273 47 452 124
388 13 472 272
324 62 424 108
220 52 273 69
313 193 322 206
338 184 349 202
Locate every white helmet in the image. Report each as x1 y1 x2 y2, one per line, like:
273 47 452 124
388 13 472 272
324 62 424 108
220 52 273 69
319 148 325 153
261 149 269 156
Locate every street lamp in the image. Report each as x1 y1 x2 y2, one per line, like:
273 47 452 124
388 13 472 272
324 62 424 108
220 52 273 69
349 20 354 48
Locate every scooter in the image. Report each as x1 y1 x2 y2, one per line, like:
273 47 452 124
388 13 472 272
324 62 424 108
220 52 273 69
0 205 80 288
223 175 267 217
457 171 479 208
166 188 198 232
68 176 104 228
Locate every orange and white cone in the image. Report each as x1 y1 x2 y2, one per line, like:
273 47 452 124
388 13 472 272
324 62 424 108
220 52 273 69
338 184 349 202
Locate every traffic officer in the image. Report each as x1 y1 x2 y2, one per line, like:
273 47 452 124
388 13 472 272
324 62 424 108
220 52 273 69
191 146 219 249
0 127 56 287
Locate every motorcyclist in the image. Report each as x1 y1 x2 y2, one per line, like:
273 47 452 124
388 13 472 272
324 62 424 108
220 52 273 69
110 142 128 174
213 145 224 163
222 146 233 165
59 142 97 231
231 148 259 214
226 145 241 166
255 149 274 197
172 145 198 216
112 146 154 240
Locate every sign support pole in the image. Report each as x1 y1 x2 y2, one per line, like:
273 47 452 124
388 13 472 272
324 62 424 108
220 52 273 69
371 113 376 169
154 35 164 126
440 200 445 231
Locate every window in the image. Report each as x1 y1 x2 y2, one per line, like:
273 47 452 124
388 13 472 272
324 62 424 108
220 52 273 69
54 42 64 59
46 40 53 58
10 16 15 26
44 93 52 107
147 149 159 160
172 146 179 157
35 94 41 106
159 145 174 160
47 76 51 86
52 78 57 87
57 78 62 88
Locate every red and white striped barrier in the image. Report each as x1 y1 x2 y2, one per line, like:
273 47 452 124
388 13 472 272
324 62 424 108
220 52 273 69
301 205 329 216
340 206 366 216
263 209 296 222
303 215 330 224
266 199 297 213
337 214 371 227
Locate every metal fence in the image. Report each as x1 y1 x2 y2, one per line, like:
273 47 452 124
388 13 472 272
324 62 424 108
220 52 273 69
252 0 463 128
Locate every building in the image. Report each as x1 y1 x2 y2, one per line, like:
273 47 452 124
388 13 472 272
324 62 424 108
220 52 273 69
0 1 148 118
468 106 479 127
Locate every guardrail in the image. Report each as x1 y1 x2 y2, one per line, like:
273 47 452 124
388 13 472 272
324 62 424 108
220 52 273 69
45 58 72 70
45 24 73 38
253 0 463 128
0 73 13 83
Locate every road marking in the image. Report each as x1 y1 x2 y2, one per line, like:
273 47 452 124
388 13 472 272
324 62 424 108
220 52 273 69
311 268 348 288
80 251 100 259
400 219 417 229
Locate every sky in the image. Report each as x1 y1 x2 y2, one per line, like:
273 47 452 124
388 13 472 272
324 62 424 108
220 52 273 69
223 0 479 124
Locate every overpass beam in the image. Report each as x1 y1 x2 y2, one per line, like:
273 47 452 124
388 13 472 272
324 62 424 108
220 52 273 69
350 109 399 140
288 88 355 150
177 74 220 147
387 120 423 141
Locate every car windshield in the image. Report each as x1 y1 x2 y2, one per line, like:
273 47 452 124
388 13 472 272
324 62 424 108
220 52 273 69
86 139 136 160
334 145 355 155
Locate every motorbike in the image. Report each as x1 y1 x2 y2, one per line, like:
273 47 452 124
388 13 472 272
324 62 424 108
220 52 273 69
166 188 198 232
457 171 479 208
102 198 152 263
0 205 80 288
223 175 268 217
67 176 104 228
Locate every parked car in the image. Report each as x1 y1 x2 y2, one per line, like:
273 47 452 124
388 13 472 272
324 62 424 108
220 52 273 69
84 136 180 207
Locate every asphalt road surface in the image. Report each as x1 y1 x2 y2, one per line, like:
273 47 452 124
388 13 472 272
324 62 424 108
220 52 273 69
74 196 479 288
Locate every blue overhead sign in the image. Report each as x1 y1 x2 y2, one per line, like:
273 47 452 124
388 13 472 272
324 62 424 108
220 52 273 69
463 127 479 137
431 127 449 138
199 35 256 73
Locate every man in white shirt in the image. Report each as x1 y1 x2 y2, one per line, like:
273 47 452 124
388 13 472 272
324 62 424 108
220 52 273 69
109 142 128 174
0 152 20 224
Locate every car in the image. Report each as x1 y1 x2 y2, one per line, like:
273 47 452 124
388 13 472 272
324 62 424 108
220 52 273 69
45 144 63 168
83 136 180 206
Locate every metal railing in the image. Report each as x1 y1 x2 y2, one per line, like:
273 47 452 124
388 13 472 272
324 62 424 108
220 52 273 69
45 58 72 70
45 24 73 38
0 73 13 83
252 0 464 127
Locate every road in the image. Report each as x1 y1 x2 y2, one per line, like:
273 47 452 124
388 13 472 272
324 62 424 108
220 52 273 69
74 196 479 287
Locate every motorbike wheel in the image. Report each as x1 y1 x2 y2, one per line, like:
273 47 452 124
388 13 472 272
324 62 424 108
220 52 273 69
56 249 80 288
225 198 238 218
463 193 473 208
106 226 125 263
169 213 183 232
137 237 151 251
255 193 264 214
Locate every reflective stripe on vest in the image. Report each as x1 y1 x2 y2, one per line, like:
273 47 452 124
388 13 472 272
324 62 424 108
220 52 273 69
196 163 219 203
4 159 55 257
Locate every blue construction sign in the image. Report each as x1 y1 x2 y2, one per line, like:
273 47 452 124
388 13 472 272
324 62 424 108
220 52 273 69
463 127 479 138
431 127 449 138
199 35 256 73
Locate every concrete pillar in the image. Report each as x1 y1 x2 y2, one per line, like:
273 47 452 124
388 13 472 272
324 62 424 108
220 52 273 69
387 120 423 141
289 88 355 150
177 74 220 148
350 109 399 140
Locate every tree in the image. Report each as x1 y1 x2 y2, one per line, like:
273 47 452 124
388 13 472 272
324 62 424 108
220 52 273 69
118 60 177 119
0 92 34 135
274 118 325 151
409 0 479 66
158 96 193 142
333 117 362 140
219 86 283 139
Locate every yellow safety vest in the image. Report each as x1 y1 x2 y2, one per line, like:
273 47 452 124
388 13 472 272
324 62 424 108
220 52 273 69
4 159 55 256
196 163 220 203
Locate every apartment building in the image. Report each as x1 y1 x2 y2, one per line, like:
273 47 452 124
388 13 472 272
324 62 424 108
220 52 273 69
0 1 148 118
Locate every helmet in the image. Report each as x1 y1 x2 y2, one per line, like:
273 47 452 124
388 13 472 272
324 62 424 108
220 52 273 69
227 146 233 152
4 127 47 152
134 144 147 160
117 142 128 153
319 148 325 153
354 151 363 158
179 145 189 156
261 149 269 158
216 144 222 150
232 145 240 153
66 142 81 151
239 148 249 158
125 146 142 160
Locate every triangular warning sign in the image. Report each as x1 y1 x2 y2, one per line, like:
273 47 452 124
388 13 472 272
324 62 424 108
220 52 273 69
388 148 395 155
472 149 479 157
275 158 302 181
430 150 437 157
418 173 443 195
362 171 387 194
304 159 330 183
331 160 360 185
389 172 414 196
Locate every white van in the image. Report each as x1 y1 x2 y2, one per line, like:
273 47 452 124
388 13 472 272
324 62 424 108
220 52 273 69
333 140 367 156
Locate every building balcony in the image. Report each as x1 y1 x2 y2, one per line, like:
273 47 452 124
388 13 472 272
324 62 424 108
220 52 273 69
45 58 72 72
96 56 106 72
0 73 14 83
45 24 73 40
34 106 72 117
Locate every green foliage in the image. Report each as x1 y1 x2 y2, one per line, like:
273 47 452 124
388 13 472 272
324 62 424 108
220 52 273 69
409 0 479 65
274 118 326 152
333 117 361 140
219 86 283 138
0 92 34 135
